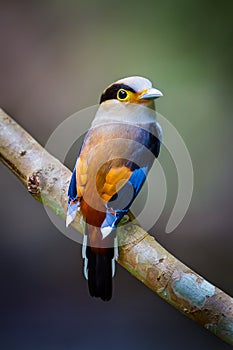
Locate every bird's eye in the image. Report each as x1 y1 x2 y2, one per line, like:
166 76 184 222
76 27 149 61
117 89 128 101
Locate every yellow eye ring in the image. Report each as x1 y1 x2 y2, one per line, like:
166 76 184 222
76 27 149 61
117 89 129 101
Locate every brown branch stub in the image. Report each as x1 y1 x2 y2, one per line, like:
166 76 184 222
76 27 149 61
0 108 233 346
20 150 27 156
28 171 42 195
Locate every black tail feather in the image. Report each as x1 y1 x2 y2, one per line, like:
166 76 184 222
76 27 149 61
86 247 114 301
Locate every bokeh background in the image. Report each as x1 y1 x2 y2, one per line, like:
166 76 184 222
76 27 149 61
0 1 233 349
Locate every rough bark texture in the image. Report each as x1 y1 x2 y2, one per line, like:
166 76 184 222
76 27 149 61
0 108 233 346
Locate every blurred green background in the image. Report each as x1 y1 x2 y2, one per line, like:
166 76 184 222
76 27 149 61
0 0 233 349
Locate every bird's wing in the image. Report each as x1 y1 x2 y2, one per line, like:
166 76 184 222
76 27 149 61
100 164 148 238
100 165 132 202
66 156 88 227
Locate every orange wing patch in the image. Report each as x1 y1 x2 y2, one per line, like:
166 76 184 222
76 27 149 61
101 166 132 202
76 157 88 198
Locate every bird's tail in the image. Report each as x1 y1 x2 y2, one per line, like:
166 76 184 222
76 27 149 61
82 229 118 302
87 246 114 301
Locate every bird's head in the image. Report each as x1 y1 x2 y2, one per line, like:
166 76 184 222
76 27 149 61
92 76 163 127
100 76 163 109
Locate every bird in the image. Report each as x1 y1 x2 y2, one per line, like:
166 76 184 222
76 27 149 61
66 76 163 301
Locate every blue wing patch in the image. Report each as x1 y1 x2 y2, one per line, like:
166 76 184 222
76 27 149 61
128 166 148 195
101 167 148 238
66 165 80 227
152 122 162 158
68 166 77 203
141 122 162 159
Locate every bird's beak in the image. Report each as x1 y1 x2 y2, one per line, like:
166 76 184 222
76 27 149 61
138 87 163 100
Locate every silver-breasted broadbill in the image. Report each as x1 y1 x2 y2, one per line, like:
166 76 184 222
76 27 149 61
66 76 163 301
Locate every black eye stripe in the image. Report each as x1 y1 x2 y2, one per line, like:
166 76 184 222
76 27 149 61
100 84 136 104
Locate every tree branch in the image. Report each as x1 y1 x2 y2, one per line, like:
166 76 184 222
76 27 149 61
0 108 232 345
